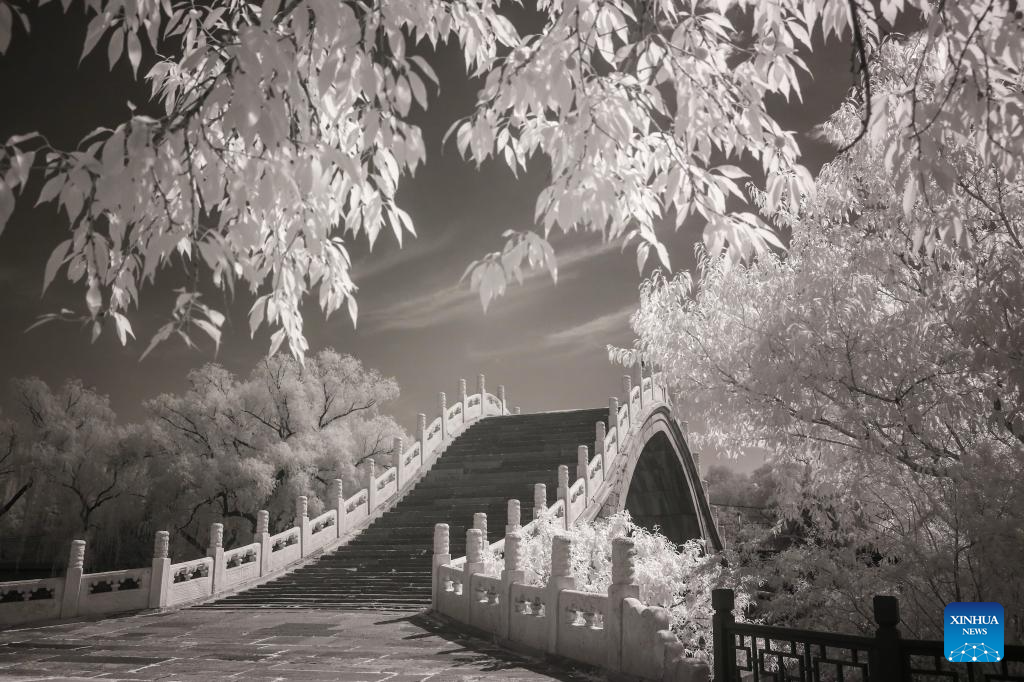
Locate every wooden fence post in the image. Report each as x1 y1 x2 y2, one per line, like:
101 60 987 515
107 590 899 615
712 588 735 682
871 595 902 681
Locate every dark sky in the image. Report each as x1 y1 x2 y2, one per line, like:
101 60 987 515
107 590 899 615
0 5 855 472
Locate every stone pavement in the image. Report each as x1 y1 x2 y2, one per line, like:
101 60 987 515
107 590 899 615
0 608 601 681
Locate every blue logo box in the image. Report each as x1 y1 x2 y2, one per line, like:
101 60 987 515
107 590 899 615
944 602 1004 662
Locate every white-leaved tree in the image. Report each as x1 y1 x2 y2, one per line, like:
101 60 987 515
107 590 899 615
1 0 1020 356
142 349 405 552
612 35 1024 640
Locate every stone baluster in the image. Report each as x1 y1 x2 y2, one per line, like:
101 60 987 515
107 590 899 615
256 510 271 575
459 379 467 425
431 523 451 610
557 465 570 528
498 385 506 413
61 539 85 619
513 406 521 415
150 530 171 608
439 392 447 441
394 436 405 491
330 479 345 538
596 421 607 473
465 528 486 622
623 374 632 401
607 537 640 671
506 499 521 535
500 529 525 639
637 358 645 409
533 483 547 521
577 445 589 504
692 450 701 476
365 458 377 513
477 373 486 407
208 522 225 592
609 397 620 441
546 533 576 653
417 413 427 462
295 495 309 557
473 512 488 544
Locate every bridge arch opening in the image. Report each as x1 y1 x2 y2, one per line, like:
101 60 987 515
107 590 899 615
623 431 702 546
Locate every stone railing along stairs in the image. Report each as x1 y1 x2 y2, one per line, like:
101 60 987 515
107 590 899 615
202 407 607 610
0 375 513 624
430 370 713 682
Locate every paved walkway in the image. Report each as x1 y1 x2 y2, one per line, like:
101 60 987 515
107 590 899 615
0 608 599 681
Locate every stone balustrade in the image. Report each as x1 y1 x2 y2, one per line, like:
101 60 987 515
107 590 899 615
432 520 707 682
432 371 707 681
0 375 511 628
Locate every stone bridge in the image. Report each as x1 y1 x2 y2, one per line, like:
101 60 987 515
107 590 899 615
0 369 717 681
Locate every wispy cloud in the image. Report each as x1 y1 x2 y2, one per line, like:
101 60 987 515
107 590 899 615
350 225 461 284
540 304 636 350
466 303 637 362
364 238 621 332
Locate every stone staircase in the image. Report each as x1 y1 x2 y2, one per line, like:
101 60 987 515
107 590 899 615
201 408 608 611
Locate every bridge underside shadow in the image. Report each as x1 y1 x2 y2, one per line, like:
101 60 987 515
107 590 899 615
623 431 702 545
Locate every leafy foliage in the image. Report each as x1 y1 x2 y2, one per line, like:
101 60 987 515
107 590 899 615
2 0 1020 355
613 34 1024 639
0 349 405 568
483 509 757 663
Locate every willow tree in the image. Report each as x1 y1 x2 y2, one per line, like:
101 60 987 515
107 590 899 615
0 1 1019 356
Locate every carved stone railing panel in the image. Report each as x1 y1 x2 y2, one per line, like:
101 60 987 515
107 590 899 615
167 557 213 606
0 577 62 625
509 583 549 652
306 510 337 553
267 528 301 570
79 568 151 615
558 589 608 668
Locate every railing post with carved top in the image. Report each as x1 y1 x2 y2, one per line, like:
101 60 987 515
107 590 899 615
150 531 171 608
546 533 576 654
60 539 85 619
607 537 640 672
208 522 225 592
501 529 524 640
439 392 448 441
432 523 450 610
609 397 620 441
365 459 377 513
533 483 547 522
870 595 903 682
256 510 271 575
417 413 426 462
595 420 606 476
465 528 486 623
295 495 309 557
477 374 485 412
637 358 645 409
623 375 632 403
459 379 467 425
506 499 521 535
473 512 488 545
394 436 405 491
712 588 735 682
330 479 345 538
513 406 521 415
557 465 570 528
498 385 506 413
577 445 589 506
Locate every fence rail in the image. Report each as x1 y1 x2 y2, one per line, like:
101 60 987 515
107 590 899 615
712 588 1024 682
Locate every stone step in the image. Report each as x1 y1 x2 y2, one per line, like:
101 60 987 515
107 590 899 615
206 409 604 609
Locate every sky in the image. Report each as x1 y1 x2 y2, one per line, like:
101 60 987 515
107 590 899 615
0 4 856 472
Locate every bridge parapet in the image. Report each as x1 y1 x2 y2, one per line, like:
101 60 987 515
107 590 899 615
0 375 511 628
434 371 716 681
433 520 709 682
